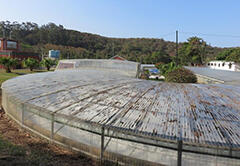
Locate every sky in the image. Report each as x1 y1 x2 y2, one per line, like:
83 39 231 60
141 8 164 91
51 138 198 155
1 0 240 47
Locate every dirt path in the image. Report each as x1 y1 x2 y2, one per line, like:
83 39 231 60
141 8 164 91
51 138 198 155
0 90 97 166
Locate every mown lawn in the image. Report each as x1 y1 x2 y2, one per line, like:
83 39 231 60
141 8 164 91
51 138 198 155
0 69 51 85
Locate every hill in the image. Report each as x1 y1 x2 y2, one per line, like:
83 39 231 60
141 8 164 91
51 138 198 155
0 21 222 64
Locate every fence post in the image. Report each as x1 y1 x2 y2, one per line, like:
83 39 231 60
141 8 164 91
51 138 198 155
177 140 183 166
100 126 105 165
51 113 54 141
21 104 24 126
229 146 232 157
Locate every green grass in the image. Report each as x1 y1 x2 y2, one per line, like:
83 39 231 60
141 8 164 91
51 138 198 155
0 136 56 166
0 69 52 85
0 136 26 157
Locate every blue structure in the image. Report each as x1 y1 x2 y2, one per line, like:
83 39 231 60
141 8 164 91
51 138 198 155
148 68 160 74
49 50 60 59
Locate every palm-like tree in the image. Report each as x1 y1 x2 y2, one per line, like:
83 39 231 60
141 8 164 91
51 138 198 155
0 57 18 73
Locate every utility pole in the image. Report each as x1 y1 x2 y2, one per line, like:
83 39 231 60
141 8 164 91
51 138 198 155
112 42 115 57
3 29 5 38
176 30 178 65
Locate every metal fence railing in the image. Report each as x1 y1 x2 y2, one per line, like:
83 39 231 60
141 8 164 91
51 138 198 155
2 91 240 166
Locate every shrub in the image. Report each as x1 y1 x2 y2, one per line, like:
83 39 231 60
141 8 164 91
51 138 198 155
165 67 197 83
140 70 150 80
0 57 18 73
23 58 39 71
156 62 180 76
41 58 56 71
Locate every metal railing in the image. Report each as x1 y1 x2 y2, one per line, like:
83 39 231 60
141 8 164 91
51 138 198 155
3 91 240 166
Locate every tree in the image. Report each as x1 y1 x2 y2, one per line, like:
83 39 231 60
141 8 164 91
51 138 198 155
0 21 222 62
41 58 56 71
0 57 18 73
216 48 240 63
226 49 240 63
23 58 39 71
156 62 180 76
151 51 171 64
177 42 190 65
178 37 207 65
216 48 234 60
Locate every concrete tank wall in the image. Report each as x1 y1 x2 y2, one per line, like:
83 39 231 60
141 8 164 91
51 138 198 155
196 74 225 84
2 88 240 166
56 59 140 78
2 65 240 165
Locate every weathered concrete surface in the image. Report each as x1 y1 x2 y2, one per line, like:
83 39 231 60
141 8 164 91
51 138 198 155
56 59 140 78
2 60 240 165
186 66 240 85
195 74 225 84
3 69 240 147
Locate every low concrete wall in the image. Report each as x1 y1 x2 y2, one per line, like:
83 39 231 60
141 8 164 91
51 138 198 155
56 59 140 78
196 74 224 84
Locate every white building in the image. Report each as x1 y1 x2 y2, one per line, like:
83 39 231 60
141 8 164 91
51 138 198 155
140 64 156 71
207 61 240 71
49 50 60 59
140 64 164 80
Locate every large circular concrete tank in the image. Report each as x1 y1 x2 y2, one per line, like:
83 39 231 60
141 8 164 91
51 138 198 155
2 59 240 165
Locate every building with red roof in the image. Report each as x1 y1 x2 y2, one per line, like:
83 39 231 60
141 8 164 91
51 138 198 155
110 55 126 61
0 38 39 68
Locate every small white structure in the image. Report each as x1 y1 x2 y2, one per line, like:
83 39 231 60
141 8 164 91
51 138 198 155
207 61 240 71
140 64 163 79
49 50 60 59
140 64 156 71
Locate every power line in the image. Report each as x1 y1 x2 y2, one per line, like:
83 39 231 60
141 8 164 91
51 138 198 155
180 31 240 38
159 32 175 38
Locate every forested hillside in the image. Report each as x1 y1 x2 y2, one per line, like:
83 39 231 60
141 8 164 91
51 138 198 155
0 21 223 64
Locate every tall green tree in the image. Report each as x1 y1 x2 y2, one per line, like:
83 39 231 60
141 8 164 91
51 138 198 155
156 62 180 76
178 37 207 65
226 49 240 63
216 48 240 63
0 57 18 73
216 48 235 60
151 51 171 64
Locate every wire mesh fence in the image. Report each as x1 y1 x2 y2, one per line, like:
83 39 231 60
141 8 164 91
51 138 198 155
2 90 240 166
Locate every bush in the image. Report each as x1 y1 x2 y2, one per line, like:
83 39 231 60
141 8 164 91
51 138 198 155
165 68 197 83
139 70 150 80
41 58 56 71
156 62 180 76
23 58 39 71
0 57 18 73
